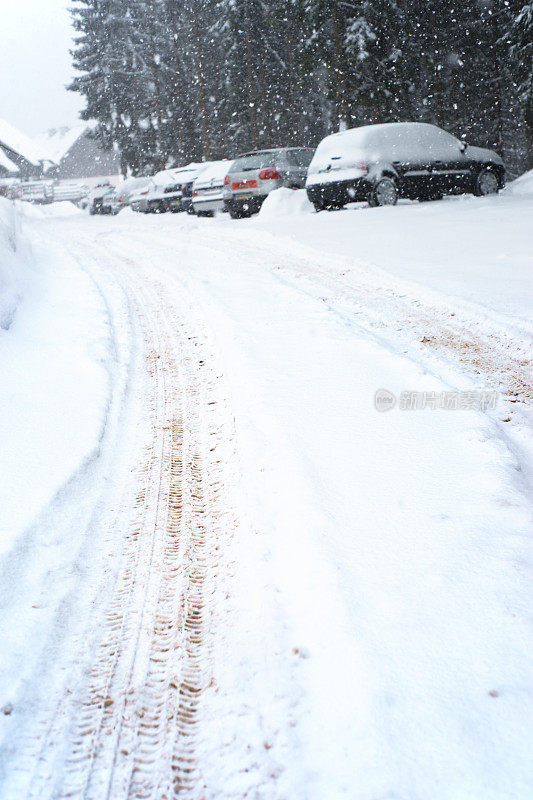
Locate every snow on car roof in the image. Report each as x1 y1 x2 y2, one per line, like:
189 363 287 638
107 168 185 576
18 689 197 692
193 160 234 187
115 175 152 193
170 163 209 183
152 169 181 187
309 122 460 172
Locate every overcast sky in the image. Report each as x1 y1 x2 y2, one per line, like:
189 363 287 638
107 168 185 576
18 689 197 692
1 0 84 135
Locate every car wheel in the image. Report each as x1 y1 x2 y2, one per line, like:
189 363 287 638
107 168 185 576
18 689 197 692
369 177 399 207
229 208 243 220
474 167 499 196
313 200 325 212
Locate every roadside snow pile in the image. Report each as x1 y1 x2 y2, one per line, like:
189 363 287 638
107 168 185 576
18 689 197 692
0 209 111 562
258 187 314 218
0 197 32 329
16 200 82 218
505 168 533 195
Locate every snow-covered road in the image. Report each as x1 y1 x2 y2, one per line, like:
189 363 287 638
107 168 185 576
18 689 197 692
0 194 531 800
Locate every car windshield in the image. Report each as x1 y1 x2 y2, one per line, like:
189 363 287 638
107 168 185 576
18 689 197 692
285 149 314 167
231 153 276 172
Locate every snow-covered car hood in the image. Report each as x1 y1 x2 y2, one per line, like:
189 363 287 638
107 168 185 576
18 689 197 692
465 145 504 165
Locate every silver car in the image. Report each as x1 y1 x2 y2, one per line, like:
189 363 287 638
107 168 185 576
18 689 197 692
115 176 154 212
192 160 234 216
222 148 315 219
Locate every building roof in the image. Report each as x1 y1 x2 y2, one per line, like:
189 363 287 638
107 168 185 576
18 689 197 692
0 118 44 166
32 124 95 165
0 148 18 173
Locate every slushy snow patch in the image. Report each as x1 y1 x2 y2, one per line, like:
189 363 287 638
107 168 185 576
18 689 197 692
258 187 314 218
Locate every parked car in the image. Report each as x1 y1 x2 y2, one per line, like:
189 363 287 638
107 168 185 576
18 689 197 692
133 165 208 213
223 148 315 219
113 176 154 213
140 169 186 213
306 122 505 210
85 183 115 215
191 160 234 216
130 180 156 213
172 164 209 213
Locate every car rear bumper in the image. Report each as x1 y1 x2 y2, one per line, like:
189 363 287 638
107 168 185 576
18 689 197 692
306 177 371 206
224 195 265 215
192 197 224 213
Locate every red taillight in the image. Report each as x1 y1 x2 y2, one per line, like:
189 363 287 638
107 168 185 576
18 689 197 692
356 161 367 173
193 190 197 196
223 174 230 185
259 168 281 180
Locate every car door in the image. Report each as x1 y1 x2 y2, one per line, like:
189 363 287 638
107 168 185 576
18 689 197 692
421 127 472 195
387 127 436 199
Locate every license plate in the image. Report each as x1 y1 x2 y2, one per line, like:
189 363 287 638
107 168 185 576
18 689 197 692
234 193 253 200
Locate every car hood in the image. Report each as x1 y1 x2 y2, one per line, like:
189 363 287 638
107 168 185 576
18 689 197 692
466 145 504 165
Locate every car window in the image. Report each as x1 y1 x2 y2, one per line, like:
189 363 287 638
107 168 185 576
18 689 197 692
420 126 462 159
231 153 276 172
285 149 314 167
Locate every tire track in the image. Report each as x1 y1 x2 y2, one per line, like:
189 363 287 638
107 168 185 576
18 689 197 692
14 243 238 800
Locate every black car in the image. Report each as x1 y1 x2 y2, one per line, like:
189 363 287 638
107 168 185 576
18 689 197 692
306 122 505 209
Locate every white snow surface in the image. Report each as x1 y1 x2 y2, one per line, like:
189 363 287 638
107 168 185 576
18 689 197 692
0 197 110 590
258 186 314 217
0 118 44 166
0 190 531 799
505 167 533 195
31 125 89 165
193 159 235 189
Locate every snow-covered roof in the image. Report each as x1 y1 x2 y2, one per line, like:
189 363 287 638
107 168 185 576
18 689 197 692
0 148 18 173
32 125 89 165
0 118 44 166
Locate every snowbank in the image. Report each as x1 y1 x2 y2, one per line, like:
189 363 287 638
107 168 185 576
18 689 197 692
16 200 82 218
0 205 111 561
505 168 533 195
0 197 32 329
258 187 314 218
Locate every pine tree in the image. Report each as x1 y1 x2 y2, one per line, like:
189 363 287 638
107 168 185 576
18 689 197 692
509 2 533 168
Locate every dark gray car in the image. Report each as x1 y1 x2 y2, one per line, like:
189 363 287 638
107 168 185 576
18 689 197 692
306 122 505 210
223 148 314 218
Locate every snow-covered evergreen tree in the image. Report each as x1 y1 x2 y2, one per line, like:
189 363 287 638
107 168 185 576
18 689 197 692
68 0 531 174
509 2 533 168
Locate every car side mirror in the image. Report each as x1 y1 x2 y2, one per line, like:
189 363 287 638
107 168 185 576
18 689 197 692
459 141 468 153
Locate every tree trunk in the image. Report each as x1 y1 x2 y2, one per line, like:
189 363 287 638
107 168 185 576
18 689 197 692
191 0 211 160
526 93 533 170
331 3 348 130
244 1 258 149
